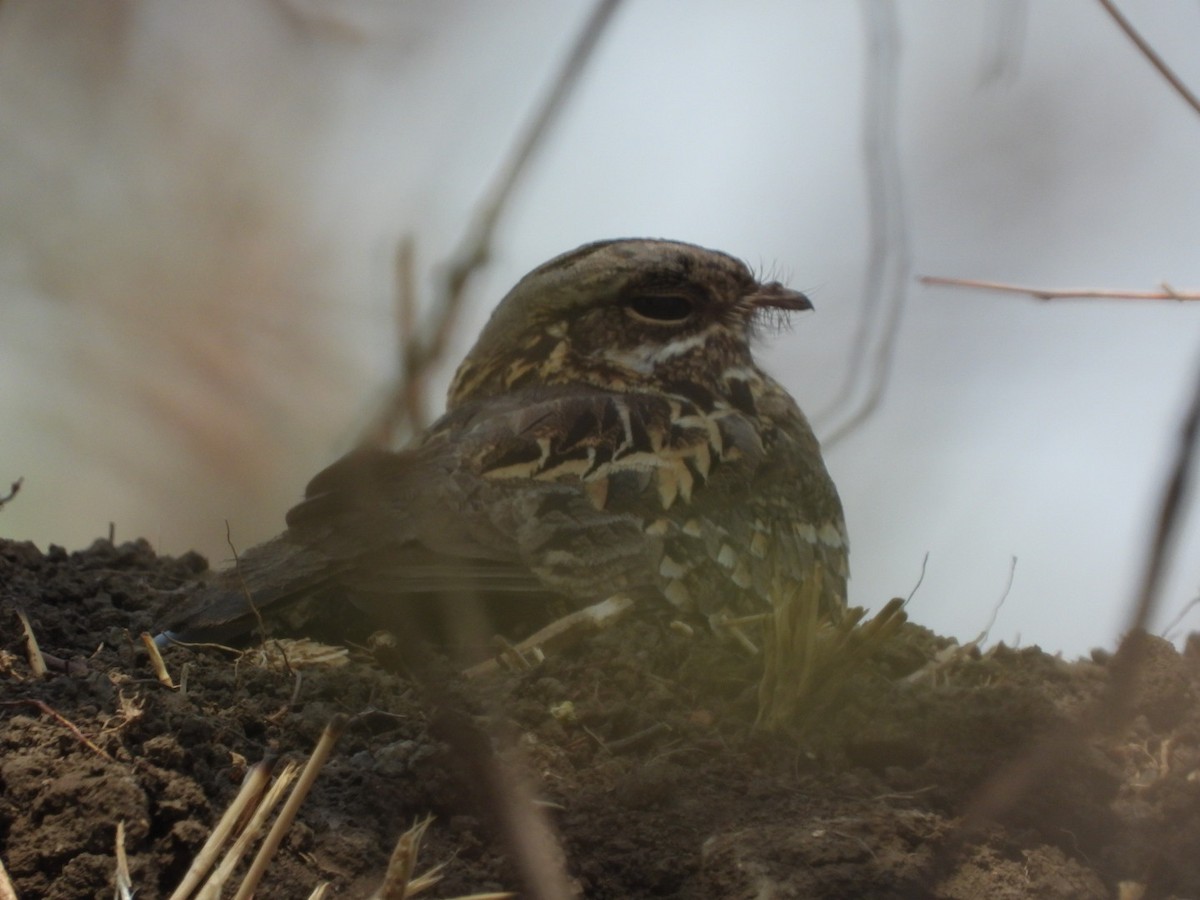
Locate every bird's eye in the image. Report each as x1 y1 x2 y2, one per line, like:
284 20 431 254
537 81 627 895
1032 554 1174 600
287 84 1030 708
627 294 694 323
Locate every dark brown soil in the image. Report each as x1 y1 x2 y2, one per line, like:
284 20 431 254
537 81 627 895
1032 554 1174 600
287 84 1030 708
2 537 1199 898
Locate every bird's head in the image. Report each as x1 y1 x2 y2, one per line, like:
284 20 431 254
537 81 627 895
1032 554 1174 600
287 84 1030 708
446 239 811 410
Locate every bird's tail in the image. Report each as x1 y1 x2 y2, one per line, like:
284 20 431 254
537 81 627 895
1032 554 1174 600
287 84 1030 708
154 535 342 648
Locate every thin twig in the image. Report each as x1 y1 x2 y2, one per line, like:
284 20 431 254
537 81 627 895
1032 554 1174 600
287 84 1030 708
361 237 420 444
972 555 1017 646
1095 0 1200 118
225 520 269 642
920 275 1200 301
1119 342 1200 644
0 699 114 761
0 477 21 511
905 552 930 603
818 0 911 448
1160 594 1200 641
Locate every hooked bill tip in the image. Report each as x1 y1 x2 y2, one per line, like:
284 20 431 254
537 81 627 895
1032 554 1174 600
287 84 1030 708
743 282 811 337
748 283 816 314
750 282 812 312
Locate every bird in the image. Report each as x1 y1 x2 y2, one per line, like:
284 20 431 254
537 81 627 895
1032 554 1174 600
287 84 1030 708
158 239 849 709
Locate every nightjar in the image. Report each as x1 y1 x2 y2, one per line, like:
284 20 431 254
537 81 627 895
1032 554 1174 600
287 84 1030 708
159 239 849 699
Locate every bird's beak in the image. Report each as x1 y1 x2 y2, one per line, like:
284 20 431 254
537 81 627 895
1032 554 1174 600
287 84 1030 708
748 282 813 312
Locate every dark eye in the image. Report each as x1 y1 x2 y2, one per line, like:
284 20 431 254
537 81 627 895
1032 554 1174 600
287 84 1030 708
627 294 693 322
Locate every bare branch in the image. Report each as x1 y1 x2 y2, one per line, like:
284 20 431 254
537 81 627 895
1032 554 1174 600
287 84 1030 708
1096 0 1200 118
360 237 421 443
1120 342 1200 642
367 0 624 446
817 0 911 448
920 275 1200 302
225 520 269 644
438 0 624 307
0 477 22 511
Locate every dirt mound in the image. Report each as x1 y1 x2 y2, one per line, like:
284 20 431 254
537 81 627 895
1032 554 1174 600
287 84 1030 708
2 537 1199 898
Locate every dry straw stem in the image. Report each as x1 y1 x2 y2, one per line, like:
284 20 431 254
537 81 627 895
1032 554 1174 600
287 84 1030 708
920 275 1200 302
13 607 47 677
114 821 134 900
0 855 17 900
374 815 432 899
140 631 177 689
231 715 347 900
373 816 441 899
463 594 634 679
194 762 299 900
252 638 349 671
713 612 765 656
168 760 274 900
371 815 516 900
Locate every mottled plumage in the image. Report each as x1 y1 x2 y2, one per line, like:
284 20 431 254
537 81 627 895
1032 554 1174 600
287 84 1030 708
159 239 848 660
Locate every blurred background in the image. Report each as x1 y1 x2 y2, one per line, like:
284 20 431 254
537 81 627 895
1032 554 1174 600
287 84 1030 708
2 0 1199 657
